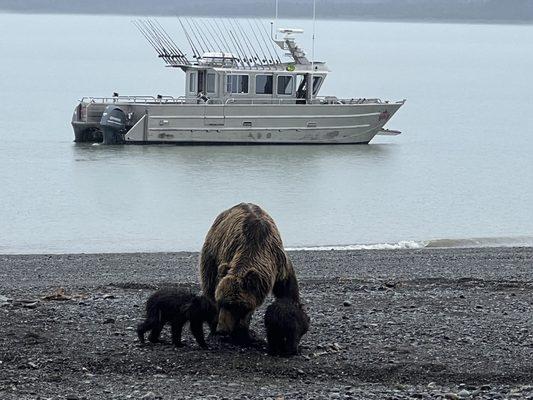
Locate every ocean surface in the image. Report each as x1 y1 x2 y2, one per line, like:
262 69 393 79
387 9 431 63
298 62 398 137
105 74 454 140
1 13 532 254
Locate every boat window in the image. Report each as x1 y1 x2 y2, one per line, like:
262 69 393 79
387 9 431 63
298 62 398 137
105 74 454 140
206 73 216 93
296 75 306 99
227 75 249 94
277 75 294 95
313 76 323 95
189 72 197 93
256 75 273 95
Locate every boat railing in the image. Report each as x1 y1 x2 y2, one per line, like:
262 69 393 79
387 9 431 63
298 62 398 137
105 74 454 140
337 97 384 104
222 96 385 105
80 95 189 104
224 98 301 105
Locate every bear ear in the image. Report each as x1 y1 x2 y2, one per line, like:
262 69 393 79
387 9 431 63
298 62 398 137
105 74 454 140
215 274 240 302
243 270 268 294
243 270 259 284
217 263 230 278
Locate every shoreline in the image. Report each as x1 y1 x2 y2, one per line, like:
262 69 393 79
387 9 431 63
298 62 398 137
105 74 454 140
0 10 532 26
1 242 532 256
1 247 532 398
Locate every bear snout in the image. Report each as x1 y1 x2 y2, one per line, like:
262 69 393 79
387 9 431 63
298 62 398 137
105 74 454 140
215 325 229 335
216 308 236 335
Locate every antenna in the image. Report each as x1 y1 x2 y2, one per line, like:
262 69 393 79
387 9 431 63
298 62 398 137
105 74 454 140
310 0 317 101
274 0 279 39
312 0 316 69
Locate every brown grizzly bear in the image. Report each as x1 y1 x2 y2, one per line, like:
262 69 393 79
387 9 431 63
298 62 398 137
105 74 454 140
199 203 300 343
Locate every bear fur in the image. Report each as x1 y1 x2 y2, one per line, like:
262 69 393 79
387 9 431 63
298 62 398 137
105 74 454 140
264 298 310 356
199 203 300 343
137 288 217 348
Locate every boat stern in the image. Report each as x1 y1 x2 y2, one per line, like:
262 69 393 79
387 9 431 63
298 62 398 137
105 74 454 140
71 101 104 143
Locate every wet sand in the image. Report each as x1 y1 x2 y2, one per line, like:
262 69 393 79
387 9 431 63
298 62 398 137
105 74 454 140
1 247 532 399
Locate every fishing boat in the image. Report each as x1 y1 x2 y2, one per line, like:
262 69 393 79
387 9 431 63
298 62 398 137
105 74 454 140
71 18 405 145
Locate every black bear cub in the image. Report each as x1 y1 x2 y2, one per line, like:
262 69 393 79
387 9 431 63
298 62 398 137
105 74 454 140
137 288 217 349
264 298 310 356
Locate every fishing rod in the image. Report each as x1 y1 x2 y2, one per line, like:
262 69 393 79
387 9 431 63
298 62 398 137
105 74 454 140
184 17 206 54
154 19 189 64
136 19 173 64
247 19 268 68
178 17 200 59
234 19 262 69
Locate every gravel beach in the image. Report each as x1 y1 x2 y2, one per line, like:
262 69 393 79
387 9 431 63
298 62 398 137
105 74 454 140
1 247 532 399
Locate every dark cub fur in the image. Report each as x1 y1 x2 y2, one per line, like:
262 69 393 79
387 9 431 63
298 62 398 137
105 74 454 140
137 288 217 348
264 298 310 356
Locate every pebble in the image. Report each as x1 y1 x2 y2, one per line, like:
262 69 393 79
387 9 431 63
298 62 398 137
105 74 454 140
0 295 11 304
103 318 115 324
444 393 460 400
141 392 157 400
343 301 352 307
457 389 470 398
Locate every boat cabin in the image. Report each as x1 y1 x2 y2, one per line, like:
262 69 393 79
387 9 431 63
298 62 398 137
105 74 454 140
183 61 328 104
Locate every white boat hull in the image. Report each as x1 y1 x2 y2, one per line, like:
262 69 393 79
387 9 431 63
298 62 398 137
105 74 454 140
72 101 404 145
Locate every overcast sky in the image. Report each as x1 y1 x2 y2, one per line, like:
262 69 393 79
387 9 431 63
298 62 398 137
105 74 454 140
0 0 532 23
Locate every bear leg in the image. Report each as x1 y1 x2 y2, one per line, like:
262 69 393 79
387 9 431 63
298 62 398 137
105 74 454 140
266 329 281 356
283 331 299 356
147 321 165 343
136 319 154 344
199 251 218 301
190 319 208 349
171 321 186 347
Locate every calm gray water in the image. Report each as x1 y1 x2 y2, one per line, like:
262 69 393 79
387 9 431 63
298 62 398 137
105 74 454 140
1 14 532 253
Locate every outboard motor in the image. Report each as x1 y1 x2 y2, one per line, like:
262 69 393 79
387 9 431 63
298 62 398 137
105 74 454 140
100 105 126 144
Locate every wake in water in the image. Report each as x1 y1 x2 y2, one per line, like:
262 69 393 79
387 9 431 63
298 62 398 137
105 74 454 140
288 235 533 251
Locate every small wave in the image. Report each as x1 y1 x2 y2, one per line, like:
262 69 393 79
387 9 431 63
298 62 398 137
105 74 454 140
425 236 533 249
288 236 533 251
287 240 426 251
